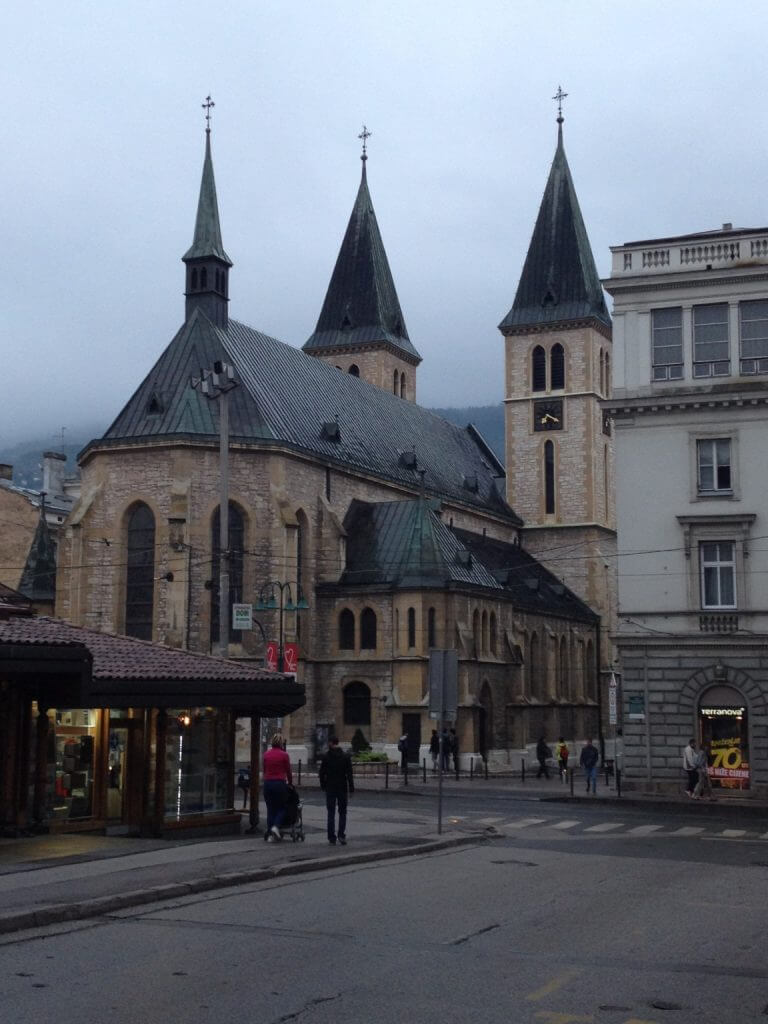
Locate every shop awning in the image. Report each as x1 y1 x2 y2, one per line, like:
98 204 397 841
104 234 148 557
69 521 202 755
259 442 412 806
0 613 305 715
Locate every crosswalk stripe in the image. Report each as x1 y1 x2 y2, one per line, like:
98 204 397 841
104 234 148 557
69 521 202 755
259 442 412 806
550 820 580 830
504 818 547 829
628 824 663 835
584 822 624 832
477 816 506 825
760 833 768 840
720 829 747 838
670 826 705 836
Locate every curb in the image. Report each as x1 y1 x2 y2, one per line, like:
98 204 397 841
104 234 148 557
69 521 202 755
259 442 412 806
0 833 487 938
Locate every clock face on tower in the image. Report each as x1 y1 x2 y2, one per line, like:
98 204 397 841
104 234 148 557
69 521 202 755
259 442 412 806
533 398 563 431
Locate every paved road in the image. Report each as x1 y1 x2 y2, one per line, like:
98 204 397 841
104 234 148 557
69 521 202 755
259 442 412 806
2 789 768 1024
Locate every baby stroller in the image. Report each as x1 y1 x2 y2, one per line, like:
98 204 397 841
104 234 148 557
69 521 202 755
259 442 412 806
265 784 305 842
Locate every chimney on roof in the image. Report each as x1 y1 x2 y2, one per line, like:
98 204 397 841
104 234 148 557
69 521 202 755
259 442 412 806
722 222 733 231
0 464 12 481
42 452 67 499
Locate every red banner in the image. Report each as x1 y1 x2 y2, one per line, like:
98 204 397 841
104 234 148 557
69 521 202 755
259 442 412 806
265 641 279 672
283 642 299 674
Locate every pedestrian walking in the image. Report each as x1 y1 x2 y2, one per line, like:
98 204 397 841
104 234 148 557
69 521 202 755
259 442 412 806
398 732 409 776
556 737 569 782
450 728 460 773
263 733 292 841
580 737 599 794
536 735 551 779
429 729 440 773
693 741 715 800
683 738 699 797
319 736 354 845
440 727 451 772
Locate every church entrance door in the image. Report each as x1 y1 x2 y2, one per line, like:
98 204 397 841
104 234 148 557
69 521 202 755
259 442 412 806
401 713 421 764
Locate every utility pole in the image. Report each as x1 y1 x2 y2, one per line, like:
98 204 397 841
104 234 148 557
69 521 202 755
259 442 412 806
191 359 238 657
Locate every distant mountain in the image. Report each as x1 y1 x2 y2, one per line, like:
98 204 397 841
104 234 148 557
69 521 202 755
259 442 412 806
429 403 505 465
0 403 505 489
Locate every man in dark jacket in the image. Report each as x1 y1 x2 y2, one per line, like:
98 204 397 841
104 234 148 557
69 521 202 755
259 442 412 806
536 735 551 779
319 736 354 845
580 737 600 794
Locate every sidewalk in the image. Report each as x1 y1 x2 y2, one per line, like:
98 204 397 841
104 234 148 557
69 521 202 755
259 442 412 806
0 797 486 938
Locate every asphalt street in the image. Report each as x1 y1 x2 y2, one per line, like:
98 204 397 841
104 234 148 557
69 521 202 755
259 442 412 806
2 789 767 1024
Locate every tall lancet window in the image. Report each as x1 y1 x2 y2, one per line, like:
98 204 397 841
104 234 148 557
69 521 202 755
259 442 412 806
210 502 245 645
125 503 155 640
544 440 556 515
532 346 546 392
551 343 565 389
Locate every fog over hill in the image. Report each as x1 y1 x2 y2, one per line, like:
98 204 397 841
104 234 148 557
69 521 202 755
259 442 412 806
0 405 505 489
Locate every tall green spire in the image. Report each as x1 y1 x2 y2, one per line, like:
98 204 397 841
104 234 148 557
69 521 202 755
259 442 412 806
499 118 610 334
183 130 231 265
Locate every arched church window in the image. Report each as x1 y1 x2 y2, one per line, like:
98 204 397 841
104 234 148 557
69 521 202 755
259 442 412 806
201 267 207 288
393 370 399 395
348 364 360 377
551 344 565 389
338 608 355 650
125 502 155 640
599 349 605 394
407 607 416 649
360 607 377 649
605 352 611 397
191 268 198 290
427 607 436 648
544 440 555 515
489 612 497 655
529 632 540 700
400 374 407 399
532 346 546 392
210 502 245 645
343 681 371 725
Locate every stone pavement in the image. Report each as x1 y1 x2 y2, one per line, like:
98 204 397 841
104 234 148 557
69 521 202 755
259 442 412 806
0 795 484 938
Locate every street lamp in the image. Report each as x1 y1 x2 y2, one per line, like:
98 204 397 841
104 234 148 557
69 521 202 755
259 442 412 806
254 580 309 672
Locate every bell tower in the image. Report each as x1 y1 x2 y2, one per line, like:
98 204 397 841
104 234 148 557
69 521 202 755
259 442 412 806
182 96 232 329
499 93 616 658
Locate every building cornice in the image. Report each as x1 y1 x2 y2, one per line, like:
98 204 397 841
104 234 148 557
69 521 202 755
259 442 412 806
500 317 612 342
603 384 768 417
604 269 768 298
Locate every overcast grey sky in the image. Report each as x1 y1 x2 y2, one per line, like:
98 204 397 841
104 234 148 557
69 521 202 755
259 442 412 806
2 1 767 444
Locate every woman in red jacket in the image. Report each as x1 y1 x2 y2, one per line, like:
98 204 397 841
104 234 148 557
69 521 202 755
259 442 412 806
263 733 293 841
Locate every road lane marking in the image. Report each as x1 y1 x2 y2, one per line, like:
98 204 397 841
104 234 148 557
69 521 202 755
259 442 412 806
504 817 547 828
719 829 747 838
670 826 705 836
477 816 506 824
533 1013 593 1024
551 820 580 830
584 822 624 832
628 824 663 835
526 968 582 1002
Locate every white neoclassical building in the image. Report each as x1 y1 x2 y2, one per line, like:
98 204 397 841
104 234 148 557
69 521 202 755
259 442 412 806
604 224 768 796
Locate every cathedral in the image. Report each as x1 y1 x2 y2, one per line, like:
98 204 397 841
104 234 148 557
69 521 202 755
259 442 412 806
55 107 614 771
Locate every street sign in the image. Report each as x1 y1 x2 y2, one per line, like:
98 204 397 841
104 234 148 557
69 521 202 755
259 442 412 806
608 671 618 726
428 650 458 721
232 603 253 630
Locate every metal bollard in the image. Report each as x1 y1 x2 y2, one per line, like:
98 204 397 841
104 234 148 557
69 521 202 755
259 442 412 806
521 757 526 783
470 757 474 780
616 768 622 798
422 758 427 783
485 757 489 781
298 759 302 787
569 767 574 797
404 760 408 786
385 762 389 790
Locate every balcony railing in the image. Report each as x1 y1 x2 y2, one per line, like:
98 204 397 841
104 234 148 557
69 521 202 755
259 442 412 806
699 613 739 634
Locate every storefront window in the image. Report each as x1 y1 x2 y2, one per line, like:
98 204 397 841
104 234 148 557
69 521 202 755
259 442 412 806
164 709 232 819
699 690 749 791
30 705 101 821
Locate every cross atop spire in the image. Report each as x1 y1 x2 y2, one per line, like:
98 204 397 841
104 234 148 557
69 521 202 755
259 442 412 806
552 85 568 124
202 94 215 134
358 124 371 162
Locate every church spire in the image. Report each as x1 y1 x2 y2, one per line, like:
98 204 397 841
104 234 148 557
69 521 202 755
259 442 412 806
499 96 610 335
182 97 232 328
303 133 421 367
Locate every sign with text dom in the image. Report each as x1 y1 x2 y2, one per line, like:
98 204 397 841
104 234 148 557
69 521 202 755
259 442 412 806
232 603 253 630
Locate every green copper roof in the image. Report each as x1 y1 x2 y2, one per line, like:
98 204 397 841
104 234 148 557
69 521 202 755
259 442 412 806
499 124 610 334
303 164 421 363
182 132 232 266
